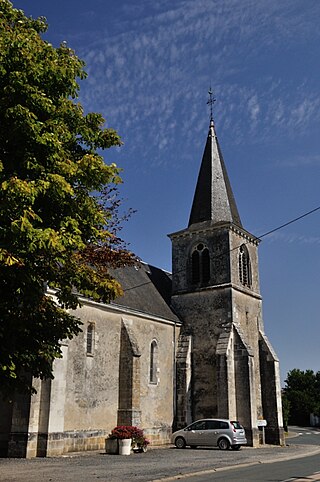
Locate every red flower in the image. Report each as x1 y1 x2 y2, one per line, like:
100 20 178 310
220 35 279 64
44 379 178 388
110 425 148 443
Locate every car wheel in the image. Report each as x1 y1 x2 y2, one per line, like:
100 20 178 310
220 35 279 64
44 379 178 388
218 438 230 450
175 436 186 449
231 445 241 451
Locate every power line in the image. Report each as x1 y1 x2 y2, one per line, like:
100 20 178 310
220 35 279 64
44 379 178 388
122 204 320 293
258 205 320 239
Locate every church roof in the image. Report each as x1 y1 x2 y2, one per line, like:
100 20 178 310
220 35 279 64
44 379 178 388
188 120 242 228
110 262 180 323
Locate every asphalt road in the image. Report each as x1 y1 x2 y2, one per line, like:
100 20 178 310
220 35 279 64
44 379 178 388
287 426 320 446
170 453 320 481
0 427 319 482
163 427 320 482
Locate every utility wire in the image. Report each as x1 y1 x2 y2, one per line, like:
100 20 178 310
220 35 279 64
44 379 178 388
258 205 320 239
122 204 320 293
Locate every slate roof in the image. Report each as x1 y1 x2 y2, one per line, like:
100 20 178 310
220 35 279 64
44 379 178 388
110 262 180 323
188 120 242 228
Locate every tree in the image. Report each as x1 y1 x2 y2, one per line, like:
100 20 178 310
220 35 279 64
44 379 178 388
281 392 290 432
283 369 320 426
0 1 136 395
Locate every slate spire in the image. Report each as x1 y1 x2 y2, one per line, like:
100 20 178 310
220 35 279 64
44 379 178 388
188 117 242 228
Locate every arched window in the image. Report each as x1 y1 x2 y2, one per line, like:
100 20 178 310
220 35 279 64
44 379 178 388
202 247 210 283
86 323 95 355
191 250 200 283
149 340 158 384
239 244 251 287
191 243 210 285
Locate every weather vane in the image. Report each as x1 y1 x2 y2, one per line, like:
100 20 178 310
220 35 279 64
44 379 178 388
207 87 216 122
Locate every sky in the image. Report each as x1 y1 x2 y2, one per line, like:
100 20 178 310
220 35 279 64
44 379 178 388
12 0 320 386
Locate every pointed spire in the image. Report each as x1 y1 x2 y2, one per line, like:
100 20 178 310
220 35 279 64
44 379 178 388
188 93 242 228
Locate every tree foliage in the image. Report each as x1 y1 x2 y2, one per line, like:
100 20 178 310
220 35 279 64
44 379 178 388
0 1 136 394
281 394 290 432
283 369 320 425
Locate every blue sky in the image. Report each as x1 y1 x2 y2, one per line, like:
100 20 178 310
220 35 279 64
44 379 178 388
13 0 320 385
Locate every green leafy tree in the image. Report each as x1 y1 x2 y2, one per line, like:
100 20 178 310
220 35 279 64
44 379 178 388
0 1 136 395
283 369 320 425
281 392 291 432
314 372 320 417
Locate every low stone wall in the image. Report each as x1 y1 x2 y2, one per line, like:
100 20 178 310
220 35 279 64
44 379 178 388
8 429 108 458
46 430 108 456
8 425 172 458
144 424 172 446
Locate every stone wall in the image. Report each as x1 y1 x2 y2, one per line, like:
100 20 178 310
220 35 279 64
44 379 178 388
4 296 179 457
64 301 178 450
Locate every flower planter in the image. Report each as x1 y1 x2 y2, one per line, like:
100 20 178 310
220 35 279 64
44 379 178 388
105 438 118 454
109 426 149 455
118 438 131 455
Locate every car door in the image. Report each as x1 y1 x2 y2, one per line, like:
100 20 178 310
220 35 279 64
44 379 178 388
185 420 206 445
201 420 220 446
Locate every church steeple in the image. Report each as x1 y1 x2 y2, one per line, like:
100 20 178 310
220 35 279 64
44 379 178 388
188 103 242 228
170 100 284 448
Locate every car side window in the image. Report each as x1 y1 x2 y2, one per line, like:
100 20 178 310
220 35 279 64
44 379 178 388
219 421 229 429
205 420 220 430
190 421 206 430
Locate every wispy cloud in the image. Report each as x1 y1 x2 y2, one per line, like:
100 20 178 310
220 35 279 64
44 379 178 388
248 95 260 125
274 154 320 168
74 0 320 168
265 231 320 246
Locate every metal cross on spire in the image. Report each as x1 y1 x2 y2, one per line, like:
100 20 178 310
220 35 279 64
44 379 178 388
207 87 216 122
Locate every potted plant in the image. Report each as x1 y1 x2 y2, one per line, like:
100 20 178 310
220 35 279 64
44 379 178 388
110 426 133 456
107 426 150 455
127 426 150 453
105 433 119 455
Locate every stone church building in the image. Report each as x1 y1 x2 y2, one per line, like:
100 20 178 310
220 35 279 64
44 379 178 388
0 116 284 457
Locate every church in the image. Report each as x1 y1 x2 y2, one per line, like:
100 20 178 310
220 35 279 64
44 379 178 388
0 112 284 457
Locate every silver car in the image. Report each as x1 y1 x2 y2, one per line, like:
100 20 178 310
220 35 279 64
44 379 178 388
171 419 247 450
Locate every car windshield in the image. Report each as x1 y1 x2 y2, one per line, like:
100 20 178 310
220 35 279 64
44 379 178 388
231 421 242 429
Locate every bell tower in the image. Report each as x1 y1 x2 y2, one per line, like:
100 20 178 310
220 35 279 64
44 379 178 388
169 94 284 446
